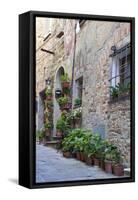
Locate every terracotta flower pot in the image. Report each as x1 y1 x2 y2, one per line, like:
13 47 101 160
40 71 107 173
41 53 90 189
60 103 71 111
80 152 85 162
75 118 81 128
113 164 124 176
76 152 81 160
85 155 93 165
100 160 105 170
72 152 76 158
63 151 72 158
46 96 52 101
104 160 113 173
56 130 62 137
61 82 70 88
93 157 100 166
45 129 51 136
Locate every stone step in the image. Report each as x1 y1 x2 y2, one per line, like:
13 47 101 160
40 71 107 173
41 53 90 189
44 140 61 149
52 135 63 140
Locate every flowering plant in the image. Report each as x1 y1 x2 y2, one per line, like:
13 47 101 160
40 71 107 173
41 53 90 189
72 107 82 118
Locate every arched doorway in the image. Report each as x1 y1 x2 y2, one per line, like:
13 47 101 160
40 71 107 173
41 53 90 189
53 66 65 135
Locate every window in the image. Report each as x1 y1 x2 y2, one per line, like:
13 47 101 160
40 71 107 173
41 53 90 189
75 77 83 107
110 43 131 88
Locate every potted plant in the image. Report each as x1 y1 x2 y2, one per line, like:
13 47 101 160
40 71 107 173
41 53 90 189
57 96 71 110
46 101 53 108
88 133 103 166
112 150 124 176
66 111 74 129
117 82 131 98
110 85 119 100
74 98 82 108
60 73 70 88
45 88 52 100
61 137 73 158
104 144 118 173
44 122 52 136
73 107 82 128
56 117 69 137
36 130 45 144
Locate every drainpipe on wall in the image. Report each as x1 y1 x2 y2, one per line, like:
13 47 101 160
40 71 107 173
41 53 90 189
71 21 77 110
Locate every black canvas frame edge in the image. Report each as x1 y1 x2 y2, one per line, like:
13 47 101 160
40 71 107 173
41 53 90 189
19 11 135 189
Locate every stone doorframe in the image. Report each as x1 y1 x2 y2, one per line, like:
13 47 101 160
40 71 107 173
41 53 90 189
53 66 65 135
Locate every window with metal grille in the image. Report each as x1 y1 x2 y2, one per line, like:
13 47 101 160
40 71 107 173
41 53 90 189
109 43 131 95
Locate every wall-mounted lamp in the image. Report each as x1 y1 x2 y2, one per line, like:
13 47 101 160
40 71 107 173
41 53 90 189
55 89 62 98
45 78 51 86
111 45 116 53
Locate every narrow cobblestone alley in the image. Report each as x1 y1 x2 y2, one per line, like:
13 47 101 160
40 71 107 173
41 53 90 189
36 144 120 183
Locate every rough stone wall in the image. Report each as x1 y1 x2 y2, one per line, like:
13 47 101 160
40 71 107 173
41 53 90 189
74 21 131 166
36 18 76 132
36 18 131 166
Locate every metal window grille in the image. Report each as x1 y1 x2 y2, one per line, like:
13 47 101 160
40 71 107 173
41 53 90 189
109 43 131 88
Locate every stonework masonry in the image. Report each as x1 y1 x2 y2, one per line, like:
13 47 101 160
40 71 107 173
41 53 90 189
36 18 131 167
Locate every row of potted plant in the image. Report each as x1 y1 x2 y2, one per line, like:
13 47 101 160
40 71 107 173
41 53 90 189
61 128 124 176
110 82 130 100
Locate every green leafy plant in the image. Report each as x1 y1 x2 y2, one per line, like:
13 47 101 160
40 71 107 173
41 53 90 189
60 73 70 82
104 143 120 162
45 88 52 97
74 98 82 106
73 107 82 118
57 96 68 106
56 118 70 133
110 82 131 99
44 122 53 129
110 85 119 99
36 130 45 140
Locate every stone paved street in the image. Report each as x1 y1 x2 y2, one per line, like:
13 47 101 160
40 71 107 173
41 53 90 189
36 144 120 183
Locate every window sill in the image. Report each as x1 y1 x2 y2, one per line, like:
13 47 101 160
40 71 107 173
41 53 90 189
109 93 130 104
73 105 82 109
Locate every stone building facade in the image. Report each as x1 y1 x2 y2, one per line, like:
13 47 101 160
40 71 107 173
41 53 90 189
36 18 131 167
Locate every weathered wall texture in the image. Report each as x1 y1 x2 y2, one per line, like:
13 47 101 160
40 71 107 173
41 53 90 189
74 21 130 167
36 18 131 167
36 18 76 133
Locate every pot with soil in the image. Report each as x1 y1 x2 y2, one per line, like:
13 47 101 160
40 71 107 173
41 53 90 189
63 151 72 158
60 73 70 89
85 155 93 165
80 152 85 162
76 152 81 160
104 160 113 173
112 164 124 176
93 157 100 166
74 117 82 128
56 130 63 137
100 159 105 170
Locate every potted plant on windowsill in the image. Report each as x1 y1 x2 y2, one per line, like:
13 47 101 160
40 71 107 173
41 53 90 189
57 96 71 110
74 98 82 108
45 88 53 100
44 122 52 136
118 82 131 99
60 73 70 88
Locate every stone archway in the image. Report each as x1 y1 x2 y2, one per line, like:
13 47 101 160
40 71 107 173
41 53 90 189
53 66 65 135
